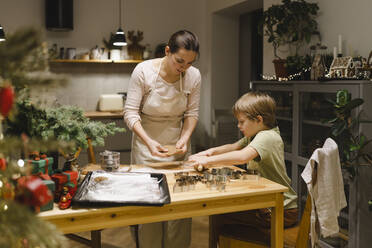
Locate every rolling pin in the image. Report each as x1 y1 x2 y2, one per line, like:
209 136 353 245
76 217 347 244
145 161 188 168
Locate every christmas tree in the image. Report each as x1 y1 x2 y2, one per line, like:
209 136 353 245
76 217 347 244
0 27 123 247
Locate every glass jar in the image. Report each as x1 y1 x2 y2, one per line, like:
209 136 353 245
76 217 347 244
99 150 120 171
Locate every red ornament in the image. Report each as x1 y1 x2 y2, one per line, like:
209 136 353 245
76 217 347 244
2 182 15 200
58 186 72 210
0 85 14 117
0 158 6 171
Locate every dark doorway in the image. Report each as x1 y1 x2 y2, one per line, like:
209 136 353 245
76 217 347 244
239 9 263 96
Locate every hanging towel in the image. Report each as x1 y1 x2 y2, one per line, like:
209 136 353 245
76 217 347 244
301 138 347 247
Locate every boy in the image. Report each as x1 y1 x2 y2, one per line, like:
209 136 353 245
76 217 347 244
188 92 298 246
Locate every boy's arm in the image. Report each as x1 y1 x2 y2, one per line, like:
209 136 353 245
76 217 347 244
190 145 259 170
189 140 242 158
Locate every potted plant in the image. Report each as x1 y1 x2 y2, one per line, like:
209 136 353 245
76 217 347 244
261 0 319 78
5 97 125 166
324 90 372 177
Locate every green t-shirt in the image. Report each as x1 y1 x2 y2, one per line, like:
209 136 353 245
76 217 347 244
239 127 298 209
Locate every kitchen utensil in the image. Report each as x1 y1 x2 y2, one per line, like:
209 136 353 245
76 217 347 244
98 94 124 112
90 45 100 60
72 171 171 207
100 150 120 171
66 47 76 59
145 161 192 168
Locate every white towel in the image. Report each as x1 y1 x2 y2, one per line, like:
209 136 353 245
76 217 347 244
301 138 347 247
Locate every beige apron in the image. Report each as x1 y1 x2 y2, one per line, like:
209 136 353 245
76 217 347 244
131 58 191 164
131 58 192 248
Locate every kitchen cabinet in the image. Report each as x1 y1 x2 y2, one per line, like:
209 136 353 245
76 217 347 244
250 80 372 248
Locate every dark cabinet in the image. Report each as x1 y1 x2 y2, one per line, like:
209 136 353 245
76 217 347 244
250 80 372 248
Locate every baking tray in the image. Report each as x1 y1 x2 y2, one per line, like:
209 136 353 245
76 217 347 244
72 171 171 207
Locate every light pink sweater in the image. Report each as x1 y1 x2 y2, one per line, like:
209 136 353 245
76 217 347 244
124 59 201 130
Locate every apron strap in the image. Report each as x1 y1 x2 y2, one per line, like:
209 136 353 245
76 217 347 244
154 57 184 92
180 72 183 92
152 58 163 91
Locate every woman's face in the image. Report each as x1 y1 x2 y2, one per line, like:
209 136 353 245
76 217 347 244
165 46 197 75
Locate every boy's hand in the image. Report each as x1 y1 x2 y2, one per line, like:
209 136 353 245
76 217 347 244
188 155 209 172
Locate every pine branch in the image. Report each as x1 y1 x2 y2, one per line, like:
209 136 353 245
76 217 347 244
0 201 65 248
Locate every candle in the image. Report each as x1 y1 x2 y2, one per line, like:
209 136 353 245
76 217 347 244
348 44 352 57
338 35 342 54
333 47 337 59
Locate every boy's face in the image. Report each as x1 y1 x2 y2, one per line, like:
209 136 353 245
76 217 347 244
236 112 263 138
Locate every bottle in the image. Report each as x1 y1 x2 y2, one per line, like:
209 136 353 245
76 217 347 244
59 47 65 59
143 44 151 60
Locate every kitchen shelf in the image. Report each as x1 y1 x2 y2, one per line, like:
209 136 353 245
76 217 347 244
50 59 143 64
302 119 332 127
277 116 293 122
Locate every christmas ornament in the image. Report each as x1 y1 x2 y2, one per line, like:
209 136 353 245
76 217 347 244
0 85 14 117
16 176 53 208
0 157 6 171
58 186 72 210
2 182 15 200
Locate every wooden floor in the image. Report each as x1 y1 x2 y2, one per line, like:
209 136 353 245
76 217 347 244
63 216 209 248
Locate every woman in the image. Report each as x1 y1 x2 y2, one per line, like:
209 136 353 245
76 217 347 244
124 30 201 248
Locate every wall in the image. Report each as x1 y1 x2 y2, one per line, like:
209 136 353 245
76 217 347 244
263 0 372 76
3 0 369 150
0 0 205 56
0 0 206 110
197 0 261 148
0 0 208 162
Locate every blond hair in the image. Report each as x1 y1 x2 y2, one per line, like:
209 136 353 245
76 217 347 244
233 91 277 128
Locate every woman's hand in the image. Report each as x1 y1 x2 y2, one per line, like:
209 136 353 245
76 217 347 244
175 139 188 154
147 139 169 157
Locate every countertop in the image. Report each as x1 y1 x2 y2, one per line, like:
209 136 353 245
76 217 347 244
84 111 123 119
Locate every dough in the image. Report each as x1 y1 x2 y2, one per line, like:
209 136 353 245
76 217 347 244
163 145 182 156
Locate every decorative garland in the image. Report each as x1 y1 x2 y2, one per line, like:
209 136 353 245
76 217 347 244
261 67 312 81
262 66 372 81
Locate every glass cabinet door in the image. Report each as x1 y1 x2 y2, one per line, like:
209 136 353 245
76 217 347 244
267 91 293 153
299 92 336 158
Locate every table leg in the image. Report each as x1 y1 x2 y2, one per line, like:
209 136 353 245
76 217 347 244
91 230 102 248
209 215 218 248
271 193 284 248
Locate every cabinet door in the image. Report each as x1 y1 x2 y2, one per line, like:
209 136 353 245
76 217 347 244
298 91 335 158
272 91 293 154
255 89 293 153
298 84 359 159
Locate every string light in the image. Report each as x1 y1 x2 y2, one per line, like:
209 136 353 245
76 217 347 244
261 67 312 81
17 159 24 168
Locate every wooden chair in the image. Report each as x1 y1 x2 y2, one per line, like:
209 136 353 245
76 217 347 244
87 137 96 164
218 194 312 248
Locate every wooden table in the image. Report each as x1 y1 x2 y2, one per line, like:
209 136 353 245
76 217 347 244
39 165 288 248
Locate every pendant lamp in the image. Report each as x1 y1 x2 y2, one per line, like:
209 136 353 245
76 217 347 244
113 0 127 46
0 25 5 42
